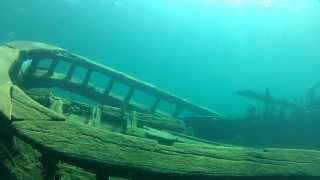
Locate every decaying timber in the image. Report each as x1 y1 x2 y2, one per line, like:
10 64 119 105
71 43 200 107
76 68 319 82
235 89 303 111
13 120 320 179
0 41 320 180
7 41 221 119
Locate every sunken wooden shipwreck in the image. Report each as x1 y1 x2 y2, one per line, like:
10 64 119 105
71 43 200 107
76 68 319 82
1 41 320 180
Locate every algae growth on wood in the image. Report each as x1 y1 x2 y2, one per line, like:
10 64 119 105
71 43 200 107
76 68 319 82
0 41 320 180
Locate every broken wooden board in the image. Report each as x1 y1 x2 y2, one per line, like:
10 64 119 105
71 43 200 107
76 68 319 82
0 46 20 119
12 120 320 179
11 85 65 121
20 90 188 133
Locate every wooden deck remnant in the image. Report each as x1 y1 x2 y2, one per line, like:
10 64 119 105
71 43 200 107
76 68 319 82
2 41 320 180
12 120 320 180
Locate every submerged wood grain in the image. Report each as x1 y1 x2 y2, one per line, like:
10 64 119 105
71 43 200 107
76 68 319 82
12 120 320 179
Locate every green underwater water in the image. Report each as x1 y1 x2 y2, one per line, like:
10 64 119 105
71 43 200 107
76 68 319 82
1 0 320 148
2 1 320 180
1 0 320 116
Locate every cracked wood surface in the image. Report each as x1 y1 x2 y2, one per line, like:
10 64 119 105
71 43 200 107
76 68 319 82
0 46 20 119
12 120 320 179
11 85 65 121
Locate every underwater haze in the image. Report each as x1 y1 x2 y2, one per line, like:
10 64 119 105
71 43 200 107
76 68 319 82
1 0 320 117
3 2 320 179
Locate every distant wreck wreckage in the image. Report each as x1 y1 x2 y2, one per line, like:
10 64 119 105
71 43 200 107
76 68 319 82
1 41 320 180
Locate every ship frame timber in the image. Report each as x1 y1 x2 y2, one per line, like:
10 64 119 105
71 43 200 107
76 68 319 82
0 41 320 180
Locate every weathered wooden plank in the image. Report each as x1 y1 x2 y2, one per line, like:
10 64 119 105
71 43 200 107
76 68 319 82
21 71 149 113
46 59 59 77
8 41 221 118
65 64 76 81
82 69 93 86
11 85 65 121
12 120 320 179
150 98 160 113
60 52 221 117
0 46 20 120
135 112 186 132
124 87 135 104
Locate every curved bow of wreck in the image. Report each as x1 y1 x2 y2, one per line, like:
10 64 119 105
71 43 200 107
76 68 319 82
1 41 320 180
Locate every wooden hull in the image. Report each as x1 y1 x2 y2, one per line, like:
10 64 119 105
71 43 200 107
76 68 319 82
12 120 320 180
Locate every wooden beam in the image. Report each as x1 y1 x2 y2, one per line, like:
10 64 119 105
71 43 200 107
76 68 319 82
48 51 220 117
82 69 93 86
39 155 60 180
13 120 320 179
105 79 115 95
12 42 222 118
150 98 160 114
46 59 59 77
124 88 135 105
26 58 39 75
235 90 303 110
65 64 76 81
